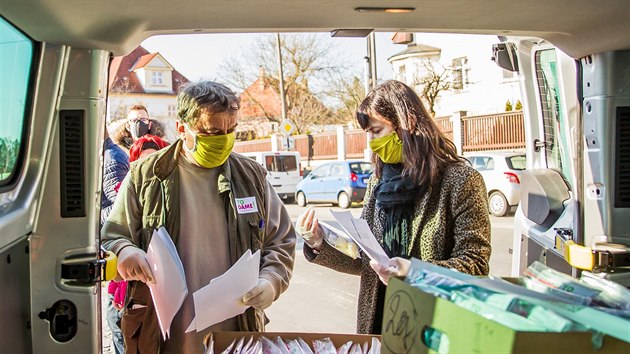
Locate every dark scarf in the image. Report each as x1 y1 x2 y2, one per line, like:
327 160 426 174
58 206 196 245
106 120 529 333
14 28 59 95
373 163 424 258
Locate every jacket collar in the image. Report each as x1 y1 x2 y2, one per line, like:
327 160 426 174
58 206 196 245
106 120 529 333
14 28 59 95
152 139 183 181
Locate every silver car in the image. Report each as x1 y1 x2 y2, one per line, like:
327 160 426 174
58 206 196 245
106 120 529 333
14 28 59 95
465 152 526 217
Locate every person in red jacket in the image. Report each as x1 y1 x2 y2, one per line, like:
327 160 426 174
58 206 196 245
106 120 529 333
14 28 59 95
128 134 170 162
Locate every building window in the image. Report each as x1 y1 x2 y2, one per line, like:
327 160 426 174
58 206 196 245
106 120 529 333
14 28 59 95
397 64 406 82
152 71 164 85
168 105 177 118
452 57 468 90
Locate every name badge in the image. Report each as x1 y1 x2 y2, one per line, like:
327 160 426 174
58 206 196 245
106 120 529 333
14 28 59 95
235 196 259 214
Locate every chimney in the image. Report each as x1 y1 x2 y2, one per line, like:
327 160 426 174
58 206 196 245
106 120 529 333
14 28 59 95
258 66 265 90
391 32 414 45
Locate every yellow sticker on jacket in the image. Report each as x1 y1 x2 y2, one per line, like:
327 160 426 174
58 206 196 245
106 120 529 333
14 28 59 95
235 197 258 214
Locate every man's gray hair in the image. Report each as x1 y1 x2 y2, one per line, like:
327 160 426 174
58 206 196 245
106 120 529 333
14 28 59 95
177 81 240 125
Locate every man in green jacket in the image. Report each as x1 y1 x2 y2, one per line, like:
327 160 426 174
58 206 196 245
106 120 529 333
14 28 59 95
102 81 296 354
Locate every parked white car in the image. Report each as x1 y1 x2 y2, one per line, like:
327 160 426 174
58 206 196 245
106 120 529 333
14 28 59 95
465 152 526 217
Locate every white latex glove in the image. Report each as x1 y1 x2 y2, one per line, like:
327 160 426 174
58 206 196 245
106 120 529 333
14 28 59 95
242 278 276 310
369 257 411 285
295 206 325 250
116 246 155 285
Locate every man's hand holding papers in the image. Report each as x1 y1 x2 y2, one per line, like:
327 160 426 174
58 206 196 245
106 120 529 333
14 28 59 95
242 278 276 310
186 250 261 333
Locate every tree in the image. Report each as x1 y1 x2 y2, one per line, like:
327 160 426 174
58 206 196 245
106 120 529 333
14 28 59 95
219 33 350 133
413 61 451 116
0 137 20 178
329 76 366 128
515 100 522 110
505 99 513 111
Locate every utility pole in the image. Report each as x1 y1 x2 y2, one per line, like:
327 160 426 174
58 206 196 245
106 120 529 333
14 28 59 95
364 32 378 161
368 32 378 91
276 33 287 121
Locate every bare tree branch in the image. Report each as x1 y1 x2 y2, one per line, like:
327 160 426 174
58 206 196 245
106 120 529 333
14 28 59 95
413 61 452 116
217 33 351 133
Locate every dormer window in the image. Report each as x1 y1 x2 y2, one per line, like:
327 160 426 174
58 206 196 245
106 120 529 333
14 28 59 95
152 71 164 85
452 56 469 90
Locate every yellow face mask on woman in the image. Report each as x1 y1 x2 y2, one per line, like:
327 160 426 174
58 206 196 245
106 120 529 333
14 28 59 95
184 124 235 168
369 131 403 164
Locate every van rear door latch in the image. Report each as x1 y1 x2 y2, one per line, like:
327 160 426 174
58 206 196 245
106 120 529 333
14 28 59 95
60 248 117 285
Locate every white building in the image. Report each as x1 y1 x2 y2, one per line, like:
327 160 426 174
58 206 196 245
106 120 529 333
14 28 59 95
107 46 190 141
388 33 521 117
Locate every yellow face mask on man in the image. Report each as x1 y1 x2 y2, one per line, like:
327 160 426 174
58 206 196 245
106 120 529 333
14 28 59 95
184 124 235 168
369 131 403 164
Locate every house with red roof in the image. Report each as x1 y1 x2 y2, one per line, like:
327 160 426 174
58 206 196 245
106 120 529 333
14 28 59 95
238 67 333 139
107 46 190 140
237 67 282 139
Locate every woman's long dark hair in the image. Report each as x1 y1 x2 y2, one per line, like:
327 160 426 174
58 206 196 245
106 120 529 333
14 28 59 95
357 80 464 186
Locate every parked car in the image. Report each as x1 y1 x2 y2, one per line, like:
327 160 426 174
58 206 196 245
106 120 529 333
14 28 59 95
242 151 302 203
465 152 526 217
296 161 373 209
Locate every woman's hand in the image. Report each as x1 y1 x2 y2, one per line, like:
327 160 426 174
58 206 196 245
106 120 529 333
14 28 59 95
370 257 411 285
295 207 324 250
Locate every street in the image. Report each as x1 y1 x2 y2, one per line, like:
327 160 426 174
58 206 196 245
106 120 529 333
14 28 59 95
102 203 515 351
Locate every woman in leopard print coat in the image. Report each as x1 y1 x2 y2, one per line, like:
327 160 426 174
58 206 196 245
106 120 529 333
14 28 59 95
299 80 491 334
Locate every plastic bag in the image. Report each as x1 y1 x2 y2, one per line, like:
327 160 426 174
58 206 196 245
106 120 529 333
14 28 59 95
319 221 360 259
312 337 336 354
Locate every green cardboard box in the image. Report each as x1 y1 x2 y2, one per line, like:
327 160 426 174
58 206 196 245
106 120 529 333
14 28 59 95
381 277 630 354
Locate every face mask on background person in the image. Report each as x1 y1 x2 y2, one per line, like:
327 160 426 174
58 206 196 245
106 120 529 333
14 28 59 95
184 124 235 168
369 131 403 164
129 119 150 140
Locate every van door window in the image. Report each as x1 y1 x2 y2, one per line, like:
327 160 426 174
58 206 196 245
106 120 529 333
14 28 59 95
535 48 571 185
0 17 34 186
265 155 297 172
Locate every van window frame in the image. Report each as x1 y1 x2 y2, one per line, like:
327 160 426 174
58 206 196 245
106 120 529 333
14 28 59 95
0 16 38 191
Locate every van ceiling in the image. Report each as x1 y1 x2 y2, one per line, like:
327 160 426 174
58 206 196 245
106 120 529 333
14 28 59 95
2 0 629 58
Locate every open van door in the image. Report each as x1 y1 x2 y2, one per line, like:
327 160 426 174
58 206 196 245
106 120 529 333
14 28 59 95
507 37 630 285
0 16 107 353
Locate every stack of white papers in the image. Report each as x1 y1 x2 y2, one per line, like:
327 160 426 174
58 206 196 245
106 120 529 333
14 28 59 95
185 249 261 333
145 227 188 340
329 210 390 267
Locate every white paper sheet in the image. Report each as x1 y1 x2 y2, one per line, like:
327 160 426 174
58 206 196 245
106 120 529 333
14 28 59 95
185 249 260 333
329 210 390 267
145 227 188 339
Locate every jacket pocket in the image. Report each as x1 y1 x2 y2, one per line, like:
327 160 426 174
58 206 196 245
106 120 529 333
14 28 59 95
140 215 161 250
246 214 264 250
121 306 144 354
121 282 159 354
